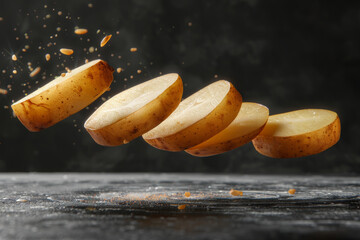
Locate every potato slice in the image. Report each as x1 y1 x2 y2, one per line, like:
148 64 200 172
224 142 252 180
186 102 269 157
143 80 242 151
84 73 183 146
252 109 341 158
12 59 114 132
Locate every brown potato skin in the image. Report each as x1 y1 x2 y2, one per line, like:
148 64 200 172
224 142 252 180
143 83 242 151
186 123 266 157
86 76 183 146
252 116 341 158
12 60 113 132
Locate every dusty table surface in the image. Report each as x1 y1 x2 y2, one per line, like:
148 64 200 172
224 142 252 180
0 173 359 240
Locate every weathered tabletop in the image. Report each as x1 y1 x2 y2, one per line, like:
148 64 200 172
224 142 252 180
0 173 359 240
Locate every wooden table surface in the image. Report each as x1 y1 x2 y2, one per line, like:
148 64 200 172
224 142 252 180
0 173 359 239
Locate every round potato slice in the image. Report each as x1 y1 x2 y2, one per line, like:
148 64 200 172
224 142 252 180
143 80 242 151
186 102 269 157
84 73 183 146
12 59 114 132
252 109 341 158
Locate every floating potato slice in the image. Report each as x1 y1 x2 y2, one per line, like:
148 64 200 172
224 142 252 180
143 80 242 151
252 109 341 158
186 102 269 157
12 59 114 132
84 73 183 146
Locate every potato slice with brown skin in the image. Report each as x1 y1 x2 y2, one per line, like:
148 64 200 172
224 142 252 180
84 73 183 146
252 109 341 158
143 80 242 151
12 59 113 132
186 102 269 157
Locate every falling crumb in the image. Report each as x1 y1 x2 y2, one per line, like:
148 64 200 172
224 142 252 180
0 17 3 21
46 14 51 19
100 34 112 47
60 48 74 55
214 74 218 78
116 67 122 73
29 67 41 77
178 204 186 210
130 75 133 79
229 189 243 196
16 198 28 203
12 54 17 61
130 47 137 52
123 139 129 144
58 11 62 16
184 192 191 197
56 27 61 32
0 88 8 95
65 67 71 73
89 46 95 53
101 97 106 101
96 29 100 34
188 22 192 27
61 73 66 77
137 69 142 74
88 3 93 8
85 59 89 63
288 189 296 195
74 28 88 35
12 70 17 74
45 53 51 61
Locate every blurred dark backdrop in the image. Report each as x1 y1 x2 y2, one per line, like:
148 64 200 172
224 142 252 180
0 0 359 173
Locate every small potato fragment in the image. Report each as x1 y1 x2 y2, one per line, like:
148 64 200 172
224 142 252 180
60 48 74 55
186 102 269 157
12 59 114 131
252 109 341 158
84 73 183 146
143 80 242 151
74 28 88 35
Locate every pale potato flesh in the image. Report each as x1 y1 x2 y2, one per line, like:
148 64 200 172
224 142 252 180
84 73 183 146
186 102 269 157
11 59 114 132
252 109 341 158
143 80 242 151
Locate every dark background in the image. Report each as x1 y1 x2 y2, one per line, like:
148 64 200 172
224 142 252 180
0 0 359 173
